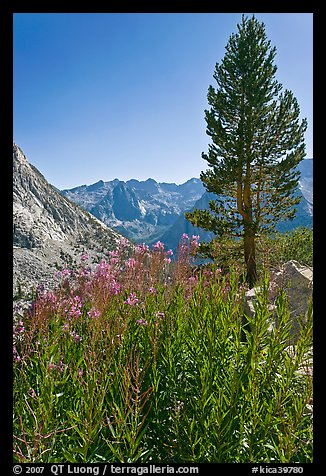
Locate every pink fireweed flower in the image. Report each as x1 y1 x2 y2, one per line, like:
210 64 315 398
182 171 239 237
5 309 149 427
57 359 66 372
119 237 130 248
182 233 189 240
164 257 171 264
190 235 200 253
28 388 36 398
109 278 121 295
124 292 139 306
108 250 119 258
78 267 91 278
136 318 148 326
153 240 165 251
126 258 136 268
87 308 101 319
154 311 165 320
13 346 21 362
13 320 25 337
108 252 120 266
96 260 112 279
65 295 83 319
166 249 174 256
109 257 119 266
49 359 67 372
45 291 58 309
69 308 81 319
80 253 89 262
61 268 71 278
149 287 157 294
70 330 82 342
77 369 83 378
136 243 149 255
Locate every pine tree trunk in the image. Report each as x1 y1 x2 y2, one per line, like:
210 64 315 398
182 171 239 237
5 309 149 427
244 232 257 288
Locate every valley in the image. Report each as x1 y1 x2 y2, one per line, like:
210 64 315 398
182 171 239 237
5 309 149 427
13 143 313 296
61 159 313 249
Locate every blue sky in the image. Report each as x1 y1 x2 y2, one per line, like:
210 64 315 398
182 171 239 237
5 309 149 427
13 13 313 190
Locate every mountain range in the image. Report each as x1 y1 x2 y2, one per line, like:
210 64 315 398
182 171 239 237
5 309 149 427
61 159 313 249
61 177 206 245
13 143 313 295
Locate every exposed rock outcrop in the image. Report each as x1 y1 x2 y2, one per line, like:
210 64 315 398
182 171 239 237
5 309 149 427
13 143 125 297
61 160 313 250
244 260 313 342
61 177 206 245
272 260 313 316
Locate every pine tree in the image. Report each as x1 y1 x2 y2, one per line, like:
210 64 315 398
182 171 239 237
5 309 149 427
186 15 307 288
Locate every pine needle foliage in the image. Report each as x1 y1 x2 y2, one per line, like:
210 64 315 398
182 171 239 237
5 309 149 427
186 15 307 287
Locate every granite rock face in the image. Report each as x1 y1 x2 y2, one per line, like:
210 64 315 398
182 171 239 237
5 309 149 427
61 177 206 245
13 143 124 297
272 260 313 333
61 160 312 251
244 260 313 342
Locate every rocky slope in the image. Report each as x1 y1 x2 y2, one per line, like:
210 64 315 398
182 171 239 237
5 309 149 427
13 144 124 297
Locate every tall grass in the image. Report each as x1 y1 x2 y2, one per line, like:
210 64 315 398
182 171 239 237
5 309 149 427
13 235 313 463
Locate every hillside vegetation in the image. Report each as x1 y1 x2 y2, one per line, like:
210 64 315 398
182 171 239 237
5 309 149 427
13 230 313 463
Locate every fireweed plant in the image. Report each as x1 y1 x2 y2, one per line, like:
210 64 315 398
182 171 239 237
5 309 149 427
13 235 312 463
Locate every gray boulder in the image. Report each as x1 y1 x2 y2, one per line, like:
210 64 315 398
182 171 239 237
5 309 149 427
244 260 313 342
243 287 277 333
272 260 313 316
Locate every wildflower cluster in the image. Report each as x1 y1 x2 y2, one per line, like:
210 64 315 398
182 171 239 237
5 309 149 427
178 233 200 259
13 234 312 464
124 292 139 306
64 294 83 319
48 358 66 372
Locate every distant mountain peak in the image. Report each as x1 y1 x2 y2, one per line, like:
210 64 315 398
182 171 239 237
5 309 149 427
61 176 205 243
60 160 312 251
87 179 105 191
13 142 29 165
